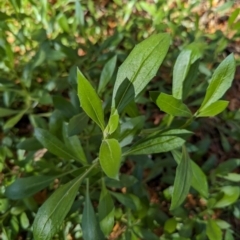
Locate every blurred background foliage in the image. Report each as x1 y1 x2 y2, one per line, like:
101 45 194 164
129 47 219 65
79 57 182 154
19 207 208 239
1 0 240 239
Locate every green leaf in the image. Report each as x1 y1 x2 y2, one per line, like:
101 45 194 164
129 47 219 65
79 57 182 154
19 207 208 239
104 109 119 136
156 93 192 117
20 212 29 229
75 0 84 26
125 135 185 156
98 55 117 94
3 110 26 130
214 186 240 208
5 175 57 200
82 179 104 240
99 139 121 180
218 173 240 182
35 128 81 161
206 219 222 240
197 100 228 117
52 95 77 119
172 150 208 198
0 108 18 117
33 175 83 240
68 112 89 137
98 181 115 236
170 146 192 210
200 54 235 111
172 50 192 99
112 33 170 110
164 218 177 234
77 69 105 131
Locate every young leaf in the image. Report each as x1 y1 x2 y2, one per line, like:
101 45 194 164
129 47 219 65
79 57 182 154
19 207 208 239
82 179 104 240
99 139 121 180
5 175 57 200
125 135 185 156
156 93 192 117
98 55 117 94
172 50 192 99
112 33 170 111
170 146 192 210
206 219 222 240
33 175 83 240
35 128 81 161
104 109 119 136
200 54 235 111
172 150 208 198
98 180 115 236
197 100 228 117
77 69 105 131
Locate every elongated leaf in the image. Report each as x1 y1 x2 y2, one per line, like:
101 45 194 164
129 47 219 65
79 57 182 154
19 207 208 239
35 128 80 161
98 55 117 94
33 175 82 240
98 181 115 236
82 180 104 240
99 139 121 180
172 150 208 198
206 219 222 240
75 0 84 26
170 146 192 210
214 186 240 208
157 93 192 117
3 110 26 130
172 50 192 99
200 54 235 111
0 107 18 117
112 33 170 110
5 175 57 200
125 135 185 156
77 69 105 131
197 100 228 117
68 112 88 137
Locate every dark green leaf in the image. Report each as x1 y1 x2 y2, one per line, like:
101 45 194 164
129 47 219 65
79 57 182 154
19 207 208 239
0 108 18 117
82 179 104 240
200 54 235 111
68 112 89 137
157 93 192 117
112 33 170 110
5 175 57 200
77 69 105 131
3 110 26 130
170 146 192 210
33 175 83 240
99 139 121 180
98 55 117 94
172 150 208 198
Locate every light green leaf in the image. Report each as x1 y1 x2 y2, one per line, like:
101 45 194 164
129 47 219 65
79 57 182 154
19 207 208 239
172 150 208 198
82 179 104 240
172 50 192 99
170 146 192 210
35 128 81 161
164 218 177 234
218 173 240 182
214 186 240 208
20 212 29 229
33 175 83 240
98 55 117 94
206 219 222 240
197 100 228 117
112 33 170 111
5 175 57 200
75 0 84 26
98 181 115 236
104 109 119 136
156 93 192 117
77 69 105 131
125 135 185 156
200 54 235 111
0 108 18 117
99 139 121 180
